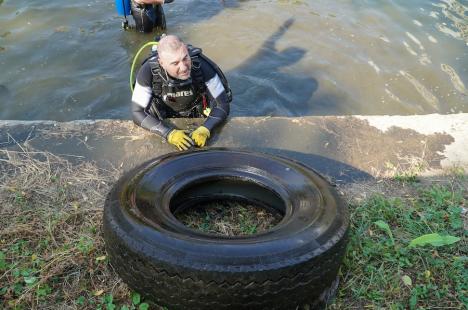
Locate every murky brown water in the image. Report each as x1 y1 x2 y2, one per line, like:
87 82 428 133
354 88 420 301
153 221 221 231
0 0 466 120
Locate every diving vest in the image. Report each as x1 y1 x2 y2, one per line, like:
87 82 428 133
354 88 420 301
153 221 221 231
143 45 232 118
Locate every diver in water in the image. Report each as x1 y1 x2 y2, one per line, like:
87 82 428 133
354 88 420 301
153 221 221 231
116 0 174 32
130 0 170 32
131 35 232 150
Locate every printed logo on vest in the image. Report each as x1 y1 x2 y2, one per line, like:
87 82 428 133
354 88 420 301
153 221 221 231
165 90 194 98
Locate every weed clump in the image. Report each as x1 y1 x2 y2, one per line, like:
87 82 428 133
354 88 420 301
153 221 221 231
332 179 467 309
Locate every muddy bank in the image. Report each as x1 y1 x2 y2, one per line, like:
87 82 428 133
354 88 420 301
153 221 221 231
1 114 467 183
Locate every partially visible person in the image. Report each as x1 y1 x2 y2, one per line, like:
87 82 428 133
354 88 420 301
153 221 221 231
131 0 173 33
131 35 231 150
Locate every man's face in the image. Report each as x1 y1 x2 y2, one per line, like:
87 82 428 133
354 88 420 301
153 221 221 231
158 45 192 80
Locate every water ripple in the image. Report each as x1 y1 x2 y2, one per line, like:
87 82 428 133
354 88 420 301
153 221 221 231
441 63 467 94
399 70 439 108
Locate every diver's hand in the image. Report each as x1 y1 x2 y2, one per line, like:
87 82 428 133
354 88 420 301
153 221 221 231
167 129 193 151
191 126 210 147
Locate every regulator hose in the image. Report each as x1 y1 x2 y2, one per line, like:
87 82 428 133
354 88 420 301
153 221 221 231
130 41 159 92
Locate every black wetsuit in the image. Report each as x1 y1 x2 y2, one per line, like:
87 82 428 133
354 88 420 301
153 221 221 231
131 56 230 139
131 1 166 32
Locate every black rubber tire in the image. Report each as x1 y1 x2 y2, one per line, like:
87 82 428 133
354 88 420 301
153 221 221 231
103 149 349 310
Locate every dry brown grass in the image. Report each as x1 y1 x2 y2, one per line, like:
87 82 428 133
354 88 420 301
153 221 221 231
0 149 130 309
176 201 283 236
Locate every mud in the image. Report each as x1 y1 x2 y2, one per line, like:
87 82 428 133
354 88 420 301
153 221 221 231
1 114 466 184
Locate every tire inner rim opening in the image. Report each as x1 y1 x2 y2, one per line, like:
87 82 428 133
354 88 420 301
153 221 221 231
170 177 285 236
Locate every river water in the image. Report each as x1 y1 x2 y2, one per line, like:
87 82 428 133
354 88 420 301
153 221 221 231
0 0 466 120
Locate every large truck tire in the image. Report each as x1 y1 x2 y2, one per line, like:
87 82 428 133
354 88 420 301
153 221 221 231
103 149 349 309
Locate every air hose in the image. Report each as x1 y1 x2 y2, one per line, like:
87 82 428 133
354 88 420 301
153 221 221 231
130 41 159 92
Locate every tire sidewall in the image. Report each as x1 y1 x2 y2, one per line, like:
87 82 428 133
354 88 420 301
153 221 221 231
104 149 349 271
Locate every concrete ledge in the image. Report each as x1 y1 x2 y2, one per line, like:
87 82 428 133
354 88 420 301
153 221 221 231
1 114 467 183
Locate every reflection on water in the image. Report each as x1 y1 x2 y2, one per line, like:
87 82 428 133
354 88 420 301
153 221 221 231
433 0 467 42
0 0 466 120
229 18 319 116
399 70 439 108
441 63 466 94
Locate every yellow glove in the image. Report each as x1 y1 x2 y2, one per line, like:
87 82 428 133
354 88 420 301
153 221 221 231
167 129 193 151
191 126 210 147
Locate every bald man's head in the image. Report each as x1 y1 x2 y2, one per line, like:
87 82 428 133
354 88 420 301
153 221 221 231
157 35 185 56
157 35 192 80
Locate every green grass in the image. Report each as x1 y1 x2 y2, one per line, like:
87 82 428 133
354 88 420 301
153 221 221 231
330 183 467 309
